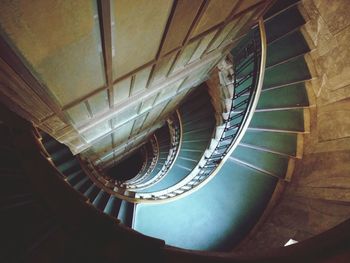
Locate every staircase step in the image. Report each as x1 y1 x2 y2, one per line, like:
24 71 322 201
84 184 100 202
267 30 310 68
181 140 210 151
42 138 61 154
104 195 122 217
231 146 290 179
56 158 80 175
141 165 189 193
159 143 169 150
264 0 300 21
180 96 210 116
265 5 306 43
182 118 215 131
181 94 212 109
49 147 72 165
241 130 302 158
263 56 311 90
73 177 91 192
179 149 203 160
117 200 134 227
66 170 85 185
180 107 213 123
237 32 310 78
253 82 309 110
249 109 306 133
176 158 197 171
182 128 213 140
92 190 109 210
134 159 277 250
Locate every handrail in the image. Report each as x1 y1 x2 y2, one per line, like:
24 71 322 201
122 135 159 186
25 19 266 204
126 111 182 190
134 18 267 202
0 103 165 248
117 145 148 185
75 111 182 202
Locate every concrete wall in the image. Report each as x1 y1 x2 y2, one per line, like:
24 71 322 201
234 0 350 252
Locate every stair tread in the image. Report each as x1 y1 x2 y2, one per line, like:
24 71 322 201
249 109 305 132
263 56 311 90
265 5 306 43
134 160 277 250
241 130 299 157
231 146 290 179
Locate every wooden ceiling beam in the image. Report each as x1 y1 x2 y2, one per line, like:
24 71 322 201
97 121 163 166
61 0 266 113
76 50 221 133
77 78 198 154
97 0 114 108
167 0 209 75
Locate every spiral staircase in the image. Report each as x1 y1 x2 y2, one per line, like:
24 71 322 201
1 1 350 262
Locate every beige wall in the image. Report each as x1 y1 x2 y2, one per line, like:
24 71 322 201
235 0 350 252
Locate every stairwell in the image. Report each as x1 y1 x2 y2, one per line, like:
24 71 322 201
0 0 349 262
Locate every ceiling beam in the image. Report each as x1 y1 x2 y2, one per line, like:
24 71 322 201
76 49 222 133
98 121 164 167
97 0 114 108
60 0 265 113
75 77 200 153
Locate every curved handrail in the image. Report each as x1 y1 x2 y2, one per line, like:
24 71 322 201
75 110 183 202
126 110 182 190
122 135 159 186
30 19 266 204
134 18 267 202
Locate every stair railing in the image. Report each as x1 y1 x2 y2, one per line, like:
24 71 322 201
121 135 159 186
75 111 182 201
135 18 267 202
25 18 266 204
124 111 182 190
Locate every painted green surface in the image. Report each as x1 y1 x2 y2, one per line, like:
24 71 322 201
216 78 308 117
265 6 305 42
138 126 171 185
241 130 298 156
134 160 277 251
182 140 210 151
142 90 215 192
180 149 203 160
118 200 134 227
182 117 213 129
263 56 311 89
267 31 310 67
183 119 215 131
257 82 309 109
183 128 213 141
236 30 310 77
250 109 305 132
134 1 310 252
231 145 289 178
264 0 300 20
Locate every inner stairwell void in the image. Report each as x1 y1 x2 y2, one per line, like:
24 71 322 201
1 0 350 262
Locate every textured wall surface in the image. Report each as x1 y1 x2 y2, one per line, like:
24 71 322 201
234 0 350 252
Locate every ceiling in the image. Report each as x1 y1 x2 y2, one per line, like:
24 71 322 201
0 0 271 169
